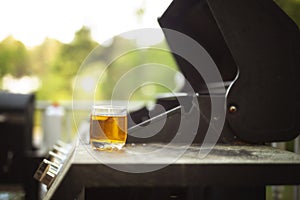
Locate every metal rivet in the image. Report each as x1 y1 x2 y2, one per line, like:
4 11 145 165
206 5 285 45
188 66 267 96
229 105 237 113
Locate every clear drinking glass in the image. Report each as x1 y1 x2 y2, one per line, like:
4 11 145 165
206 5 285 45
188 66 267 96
90 105 127 150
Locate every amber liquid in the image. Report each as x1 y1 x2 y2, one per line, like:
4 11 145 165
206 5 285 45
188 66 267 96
90 115 127 150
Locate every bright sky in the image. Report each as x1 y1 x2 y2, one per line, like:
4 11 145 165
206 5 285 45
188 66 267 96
0 0 172 47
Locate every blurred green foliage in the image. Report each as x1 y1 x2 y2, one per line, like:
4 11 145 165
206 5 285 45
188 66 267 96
0 36 30 78
72 36 179 103
0 26 178 101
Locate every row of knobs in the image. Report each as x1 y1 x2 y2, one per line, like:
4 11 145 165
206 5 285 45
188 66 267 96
34 141 71 189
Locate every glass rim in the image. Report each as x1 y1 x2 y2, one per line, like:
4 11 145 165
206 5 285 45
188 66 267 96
91 104 127 110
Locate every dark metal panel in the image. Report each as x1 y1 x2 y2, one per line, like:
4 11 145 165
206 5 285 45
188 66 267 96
158 0 238 92
159 0 300 142
206 0 300 142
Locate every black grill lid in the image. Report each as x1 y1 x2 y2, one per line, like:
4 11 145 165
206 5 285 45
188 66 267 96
158 0 300 142
158 0 238 92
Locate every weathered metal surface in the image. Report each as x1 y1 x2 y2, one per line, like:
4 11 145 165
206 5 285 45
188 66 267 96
44 141 300 199
74 143 300 164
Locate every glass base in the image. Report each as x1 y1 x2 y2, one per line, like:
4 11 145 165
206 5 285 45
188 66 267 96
91 141 125 151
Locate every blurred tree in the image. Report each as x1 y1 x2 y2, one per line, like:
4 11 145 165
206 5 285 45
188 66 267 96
0 36 30 78
94 37 179 101
29 38 62 76
36 26 99 100
95 36 138 99
52 26 99 78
